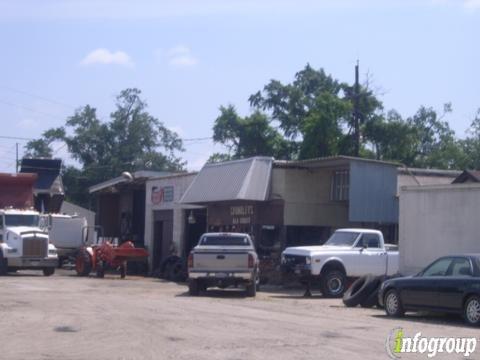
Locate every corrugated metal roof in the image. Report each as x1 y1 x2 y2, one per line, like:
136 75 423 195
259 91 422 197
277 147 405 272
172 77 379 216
274 155 400 169
180 157 273 203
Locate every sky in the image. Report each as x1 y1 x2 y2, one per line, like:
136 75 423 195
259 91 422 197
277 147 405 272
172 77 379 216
0 0 479 173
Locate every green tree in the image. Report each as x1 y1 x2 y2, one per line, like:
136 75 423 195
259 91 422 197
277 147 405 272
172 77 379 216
212 105 292 160
25 88 184 206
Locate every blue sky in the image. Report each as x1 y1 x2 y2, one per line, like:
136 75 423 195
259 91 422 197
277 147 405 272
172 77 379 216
0 0 479 173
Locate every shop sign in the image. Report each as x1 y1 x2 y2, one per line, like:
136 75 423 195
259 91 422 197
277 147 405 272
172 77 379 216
151 185 174 205
230 205 254 225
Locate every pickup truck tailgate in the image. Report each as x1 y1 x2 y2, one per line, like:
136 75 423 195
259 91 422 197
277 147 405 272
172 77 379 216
194 252 249 271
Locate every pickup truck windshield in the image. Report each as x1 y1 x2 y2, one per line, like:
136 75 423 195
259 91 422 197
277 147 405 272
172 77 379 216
200 236 250 246
5 215 40 227
324 232 360 246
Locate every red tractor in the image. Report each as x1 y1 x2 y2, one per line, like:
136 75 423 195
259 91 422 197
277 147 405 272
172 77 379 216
75 241 148 279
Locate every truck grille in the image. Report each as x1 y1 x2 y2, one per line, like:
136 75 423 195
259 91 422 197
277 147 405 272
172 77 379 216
23 237 47 257
283 254 307 266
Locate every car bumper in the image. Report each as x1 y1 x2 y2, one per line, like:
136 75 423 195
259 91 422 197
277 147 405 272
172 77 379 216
188 271 253 280
281 264 312 277
7 257 58 268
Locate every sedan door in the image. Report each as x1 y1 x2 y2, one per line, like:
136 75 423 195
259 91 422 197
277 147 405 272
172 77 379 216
400 257 453 309
435 257 474 311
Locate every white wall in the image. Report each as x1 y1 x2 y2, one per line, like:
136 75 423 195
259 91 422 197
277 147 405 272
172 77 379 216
399 183 480 275
144 174 201 268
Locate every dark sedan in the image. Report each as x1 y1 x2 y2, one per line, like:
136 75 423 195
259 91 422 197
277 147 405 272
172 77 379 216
379 254 480 326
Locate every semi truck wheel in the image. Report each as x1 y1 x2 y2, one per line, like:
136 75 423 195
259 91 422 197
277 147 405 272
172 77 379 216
43 267 55 276
75 249 92 276
0 252 7 276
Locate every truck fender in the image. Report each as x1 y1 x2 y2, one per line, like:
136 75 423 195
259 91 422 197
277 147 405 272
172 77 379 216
317 257 346 276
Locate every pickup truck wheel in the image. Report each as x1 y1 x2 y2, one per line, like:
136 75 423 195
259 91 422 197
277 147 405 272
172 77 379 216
321 270 346 298
0 252 7 276
246 281 257 297
43 267 55 276
384 289 405 317
464 295 480 326
188 279 200 296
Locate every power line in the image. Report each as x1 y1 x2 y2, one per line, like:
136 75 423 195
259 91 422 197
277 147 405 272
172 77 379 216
0 86 75 109
0 98 67 121
0 135 34 141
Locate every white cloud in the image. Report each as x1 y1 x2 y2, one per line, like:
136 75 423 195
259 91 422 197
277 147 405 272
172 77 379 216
464 0 480 9
167 45 198 68
80 48 134 67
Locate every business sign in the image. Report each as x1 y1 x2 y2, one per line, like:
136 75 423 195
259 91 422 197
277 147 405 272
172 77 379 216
230 205 254 225
151 185 174 205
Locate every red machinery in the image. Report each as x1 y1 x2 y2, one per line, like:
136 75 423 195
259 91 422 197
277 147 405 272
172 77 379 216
75 241 148 279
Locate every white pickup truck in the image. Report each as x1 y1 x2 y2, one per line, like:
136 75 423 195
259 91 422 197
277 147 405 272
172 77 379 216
187 233 260 297
281 228 399 297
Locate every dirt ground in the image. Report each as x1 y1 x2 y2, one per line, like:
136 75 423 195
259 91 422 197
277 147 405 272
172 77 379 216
0 270 478 360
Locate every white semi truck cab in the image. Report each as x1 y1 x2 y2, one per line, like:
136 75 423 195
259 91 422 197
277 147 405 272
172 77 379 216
0 208 58 276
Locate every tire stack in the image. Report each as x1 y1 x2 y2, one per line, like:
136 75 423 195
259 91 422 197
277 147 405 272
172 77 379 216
342 275 384 308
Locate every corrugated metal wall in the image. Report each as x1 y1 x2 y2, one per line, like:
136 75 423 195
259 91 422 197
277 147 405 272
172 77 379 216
349 161 398 223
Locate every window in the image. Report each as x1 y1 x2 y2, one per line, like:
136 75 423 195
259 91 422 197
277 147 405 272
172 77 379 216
325 231 360 247
422 258 452 277
449 258 472 277
358 234 380 248
331 170 349 201
200 236 250 246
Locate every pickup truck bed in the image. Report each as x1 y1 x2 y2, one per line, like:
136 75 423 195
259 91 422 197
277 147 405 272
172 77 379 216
187 233 259 297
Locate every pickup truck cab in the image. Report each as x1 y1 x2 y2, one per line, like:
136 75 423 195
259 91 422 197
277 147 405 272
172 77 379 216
281 228 399 297
187 233 259 297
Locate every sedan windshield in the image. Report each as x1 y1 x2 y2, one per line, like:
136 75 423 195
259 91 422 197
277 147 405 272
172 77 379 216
324 232 360 246
200 236 250 246
5 215 40 227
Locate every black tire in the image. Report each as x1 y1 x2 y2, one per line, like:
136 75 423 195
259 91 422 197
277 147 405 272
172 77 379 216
96 261 105 278
167 259 187 282
120 262 127 279
188 279 199 296
0 251 8 276
360 286 381 308
464 295 480 326
246 281 257 297
343 275 380 307
43 267 55 276
384 289 405 317
199 281 207 292
321 270 347 298
75 249 92 277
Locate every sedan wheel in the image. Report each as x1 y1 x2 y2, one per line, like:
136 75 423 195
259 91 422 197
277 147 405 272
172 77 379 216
384 289 404 317
464 296 480 326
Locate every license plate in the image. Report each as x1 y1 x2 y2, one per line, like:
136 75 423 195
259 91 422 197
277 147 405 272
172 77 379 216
215 273 228 278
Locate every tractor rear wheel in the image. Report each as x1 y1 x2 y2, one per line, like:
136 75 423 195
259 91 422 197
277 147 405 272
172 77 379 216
75 249 92 277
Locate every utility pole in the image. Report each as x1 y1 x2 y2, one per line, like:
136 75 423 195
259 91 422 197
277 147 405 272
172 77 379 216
353 61 360 157
15 142 19 173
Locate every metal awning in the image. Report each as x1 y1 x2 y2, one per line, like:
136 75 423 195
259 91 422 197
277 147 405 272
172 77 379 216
180 157 273 204
89 171 172 194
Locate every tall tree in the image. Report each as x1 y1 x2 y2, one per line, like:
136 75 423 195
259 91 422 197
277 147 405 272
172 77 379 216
25 88 184 206
211 105 292 160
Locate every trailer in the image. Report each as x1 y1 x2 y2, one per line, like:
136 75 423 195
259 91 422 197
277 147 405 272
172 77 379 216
75 240 148 278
